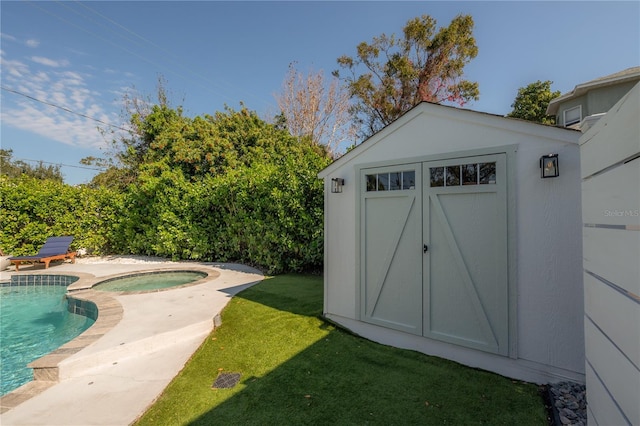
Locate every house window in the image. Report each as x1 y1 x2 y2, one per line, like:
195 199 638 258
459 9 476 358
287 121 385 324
430 162 496 187
366 170 415 191
563 105 582 127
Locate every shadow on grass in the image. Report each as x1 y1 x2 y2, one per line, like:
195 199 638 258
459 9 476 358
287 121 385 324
191 333 547 424
214 280 265 298
230 274 324 318
138 275 546 425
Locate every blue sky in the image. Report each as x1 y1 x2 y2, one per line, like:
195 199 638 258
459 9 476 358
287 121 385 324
1 1 638 184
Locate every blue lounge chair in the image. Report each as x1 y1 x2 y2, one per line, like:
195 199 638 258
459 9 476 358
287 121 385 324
9 236 76 271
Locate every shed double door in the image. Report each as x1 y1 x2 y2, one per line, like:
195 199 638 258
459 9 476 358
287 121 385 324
361 154 509 355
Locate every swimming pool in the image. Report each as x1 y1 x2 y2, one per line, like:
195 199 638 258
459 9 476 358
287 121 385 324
92 270 208 292
0 284 95 396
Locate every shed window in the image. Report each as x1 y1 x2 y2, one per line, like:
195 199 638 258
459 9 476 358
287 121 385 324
430 162 496 187
366 175 377 191
377 173 389 191
430 167 444 187
366 170 415 191
402 171 415 189
479 162 496 184
390 172 402 190
462 164 478 185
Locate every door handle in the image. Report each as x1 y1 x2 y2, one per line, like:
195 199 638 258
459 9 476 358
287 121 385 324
423 244 429 253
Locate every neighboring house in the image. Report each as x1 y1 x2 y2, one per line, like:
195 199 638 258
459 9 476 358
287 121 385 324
547 66 640 131
579 82 639 426
318 102 585 384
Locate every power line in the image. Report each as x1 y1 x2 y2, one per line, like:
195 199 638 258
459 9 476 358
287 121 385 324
58 0 149 51
27 0 258 107
0 154 107 171
22 1 203 99
30 0 269 108
1 86 130 132
70 0 268 107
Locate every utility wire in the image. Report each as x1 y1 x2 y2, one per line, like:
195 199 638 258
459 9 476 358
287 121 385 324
57 0 148 51
1 86 130 133
27 0 263 107
23 1 205 100
0 154 107 171
70 0 268 107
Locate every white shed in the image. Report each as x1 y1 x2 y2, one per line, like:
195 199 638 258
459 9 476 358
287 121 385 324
318 102 585 384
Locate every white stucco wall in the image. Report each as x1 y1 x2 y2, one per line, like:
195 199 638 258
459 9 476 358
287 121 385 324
580 83 640 426
514 138 584 373
320 103 584 383
322 177 358 317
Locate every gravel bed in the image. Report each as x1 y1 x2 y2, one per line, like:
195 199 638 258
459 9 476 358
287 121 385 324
547 381 587 425
75 255 176 265
74 256 265 274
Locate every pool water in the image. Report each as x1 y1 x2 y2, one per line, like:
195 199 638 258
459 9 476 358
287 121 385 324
0 285 95 396
93 271 207 292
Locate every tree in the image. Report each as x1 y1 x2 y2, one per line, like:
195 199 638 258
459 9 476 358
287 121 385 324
335 14 479 138
82 76 173 189
274 63 356 156
79 73 333 271
507 80 561 125
0 149 63 182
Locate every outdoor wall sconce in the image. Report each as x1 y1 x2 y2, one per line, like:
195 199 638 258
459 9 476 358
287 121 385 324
331 178 345 193
540 154 559 178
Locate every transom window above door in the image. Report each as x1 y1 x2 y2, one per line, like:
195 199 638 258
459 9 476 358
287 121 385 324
366 170 416 191
430 162 496 187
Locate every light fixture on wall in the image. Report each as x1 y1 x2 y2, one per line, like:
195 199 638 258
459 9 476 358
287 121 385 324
540 154 559 178
331 178 345 193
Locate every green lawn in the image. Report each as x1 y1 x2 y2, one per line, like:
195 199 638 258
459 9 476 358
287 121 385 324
135 275 547 425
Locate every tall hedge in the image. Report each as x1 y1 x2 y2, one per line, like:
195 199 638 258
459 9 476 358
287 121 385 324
204 155 327 273
1 107 332 274
0 175 124 256
111 106 331 273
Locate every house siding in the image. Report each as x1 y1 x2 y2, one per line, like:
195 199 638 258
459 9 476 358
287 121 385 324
579 82 640 425
586 82 639 119
555 80 640 127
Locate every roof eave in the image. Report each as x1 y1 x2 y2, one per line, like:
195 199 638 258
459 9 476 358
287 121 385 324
547 70 640 115
319 102 579 179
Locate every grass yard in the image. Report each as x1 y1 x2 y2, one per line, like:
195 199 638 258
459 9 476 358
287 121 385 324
135 274 547 425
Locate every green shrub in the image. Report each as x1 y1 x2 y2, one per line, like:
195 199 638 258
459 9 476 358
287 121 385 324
115 166 212 260
1 107 331 274
112 106 331 273
0 175 124 256
206 156 327 273
115 153 328 273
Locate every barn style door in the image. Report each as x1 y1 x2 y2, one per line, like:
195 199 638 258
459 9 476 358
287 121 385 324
360 165 423 335
360 154 510 356
423 154 509 355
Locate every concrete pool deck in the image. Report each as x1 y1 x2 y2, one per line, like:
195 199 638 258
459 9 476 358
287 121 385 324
0 257 264 425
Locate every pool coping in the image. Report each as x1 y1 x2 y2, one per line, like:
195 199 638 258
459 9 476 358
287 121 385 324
67 266 220 294
0 287 123 413
0 265 220 414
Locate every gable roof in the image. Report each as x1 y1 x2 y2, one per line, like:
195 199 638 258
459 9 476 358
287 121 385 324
546 66 640 116
319 101 578 178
